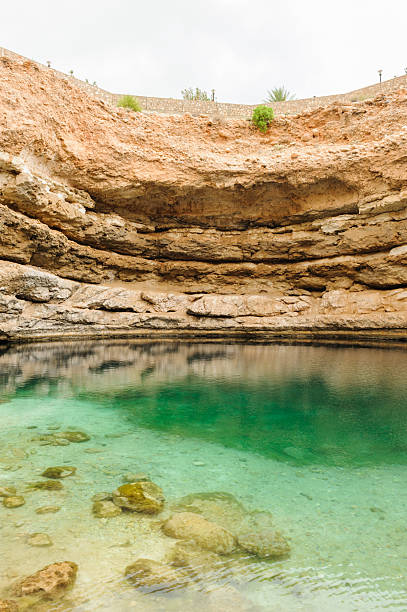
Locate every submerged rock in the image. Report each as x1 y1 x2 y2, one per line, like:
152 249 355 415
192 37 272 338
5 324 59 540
124 558 188 592
113 482 164 514
93 500 122 518
91 492 113 502
12 561 77 599
123 472 150 483
2 496 25 508
167 541 224 576
237 531 290 558
35 506 61 515
28 480 63 491
27 533 53 547
0 486 17 498
162 512 236 554
41 466 76 479
55 431 90 443
173 491 247 533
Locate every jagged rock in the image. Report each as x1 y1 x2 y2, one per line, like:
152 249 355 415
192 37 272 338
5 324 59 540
124 558 188 592
113 482 164 514
2 496 25 508
162 512 236 554
92 500 122 518
237 531 290 558
41 466 76 479
12 561 77 599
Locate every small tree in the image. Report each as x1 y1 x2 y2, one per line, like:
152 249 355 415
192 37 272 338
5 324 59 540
117 95 142 112
265 86 295 102
182 87 210 101
252 105 274 133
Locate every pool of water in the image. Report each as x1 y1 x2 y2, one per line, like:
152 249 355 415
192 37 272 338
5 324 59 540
0 340 407 610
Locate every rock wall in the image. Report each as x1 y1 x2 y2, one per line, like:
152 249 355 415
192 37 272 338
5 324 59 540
1 56 407 342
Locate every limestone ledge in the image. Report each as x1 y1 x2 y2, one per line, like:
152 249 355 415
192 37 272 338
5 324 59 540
1 261 407 341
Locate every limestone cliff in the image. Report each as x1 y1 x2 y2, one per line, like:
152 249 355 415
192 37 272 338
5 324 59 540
1 55 407 341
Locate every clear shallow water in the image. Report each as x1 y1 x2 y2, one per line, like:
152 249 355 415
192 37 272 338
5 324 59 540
0 341 407 610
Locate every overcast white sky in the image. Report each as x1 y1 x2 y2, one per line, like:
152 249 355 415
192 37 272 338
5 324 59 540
1 0 406 104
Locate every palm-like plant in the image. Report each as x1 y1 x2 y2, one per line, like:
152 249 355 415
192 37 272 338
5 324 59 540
265 86 296 102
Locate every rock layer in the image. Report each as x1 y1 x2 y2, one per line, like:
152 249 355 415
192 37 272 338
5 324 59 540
1 56 407 340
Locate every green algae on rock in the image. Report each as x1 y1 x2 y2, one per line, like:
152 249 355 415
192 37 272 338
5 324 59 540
41 466 76 479
2 496 25 508
27 480 63 491
113 481 164 514
163 512 236 554
124 558 189 592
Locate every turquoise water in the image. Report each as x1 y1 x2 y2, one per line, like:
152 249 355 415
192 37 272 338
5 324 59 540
0 341 407 610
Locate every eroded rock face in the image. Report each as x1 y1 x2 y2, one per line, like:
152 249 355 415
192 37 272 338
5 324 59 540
1 57 407 340
93 500 122 518
12 561 77 599
162 512 236 554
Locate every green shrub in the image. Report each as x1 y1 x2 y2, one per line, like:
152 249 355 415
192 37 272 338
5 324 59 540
252 105 274 133
117 95 142 112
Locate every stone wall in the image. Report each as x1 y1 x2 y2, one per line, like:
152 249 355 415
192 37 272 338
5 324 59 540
2 46 407 118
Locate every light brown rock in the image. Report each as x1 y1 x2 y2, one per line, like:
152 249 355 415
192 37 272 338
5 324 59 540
27 533 53 547
12 561 77 598
162 512 236 554
92 500 122 518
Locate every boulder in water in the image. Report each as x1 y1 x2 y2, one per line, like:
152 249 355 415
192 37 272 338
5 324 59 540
162 512 236 554
237 530 290 558
41 466 76 479
92 500 122 518
12 561 77 599
124 558 188 592
113 482 164 514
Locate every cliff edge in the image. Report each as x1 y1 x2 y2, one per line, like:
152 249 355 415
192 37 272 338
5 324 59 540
1 55 407 342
